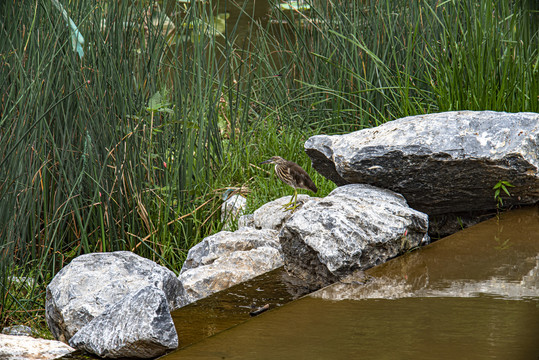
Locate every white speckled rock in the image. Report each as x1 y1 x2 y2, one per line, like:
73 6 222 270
221 194 247 230
250 195 317 230
237 213 255 228
46 251 183 343
178 227 283 306
306 111 539 215
0 334 75 360
280 184 429 290
69 285 177 358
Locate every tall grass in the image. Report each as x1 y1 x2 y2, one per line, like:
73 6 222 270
0 0 537 332
0 0 246 329
253 0 538 132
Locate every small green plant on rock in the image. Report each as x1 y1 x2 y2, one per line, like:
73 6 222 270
493 180 514 210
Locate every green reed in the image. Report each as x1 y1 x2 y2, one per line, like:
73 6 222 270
0 0 246 328
256 0 537 132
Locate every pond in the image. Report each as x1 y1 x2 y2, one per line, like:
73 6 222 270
162 206 539 359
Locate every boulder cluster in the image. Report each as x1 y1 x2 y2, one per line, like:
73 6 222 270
38 111 539 358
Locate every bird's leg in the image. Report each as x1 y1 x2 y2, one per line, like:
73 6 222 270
281 191 294 209
283 188 300 211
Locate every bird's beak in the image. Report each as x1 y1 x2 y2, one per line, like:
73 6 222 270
259 159 272 165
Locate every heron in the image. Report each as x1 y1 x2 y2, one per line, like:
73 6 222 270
259 156 317 210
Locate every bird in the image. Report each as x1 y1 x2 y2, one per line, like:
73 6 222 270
259 156 317 210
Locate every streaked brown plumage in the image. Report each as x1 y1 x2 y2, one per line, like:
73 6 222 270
259 156 317 210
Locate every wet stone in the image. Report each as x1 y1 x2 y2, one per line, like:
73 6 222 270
280 184 429 291
178 227 283 307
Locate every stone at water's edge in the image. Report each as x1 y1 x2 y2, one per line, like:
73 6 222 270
0 334 75 360
305 111 539 215
69 285 178 358
280 184 429 291
178 227 283 307
46 251 183 343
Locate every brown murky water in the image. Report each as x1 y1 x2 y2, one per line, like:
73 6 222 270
170 297 538 360
171 267 301 348
162 207 539 359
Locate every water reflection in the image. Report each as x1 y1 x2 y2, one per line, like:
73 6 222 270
314 207 539 301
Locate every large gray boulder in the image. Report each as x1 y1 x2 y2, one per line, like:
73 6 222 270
46 251 183 343
178 227 283 306
69 285 177 358
305 111 539 215
279 184 429 290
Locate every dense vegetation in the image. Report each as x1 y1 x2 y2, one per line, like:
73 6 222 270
1 0 537 334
